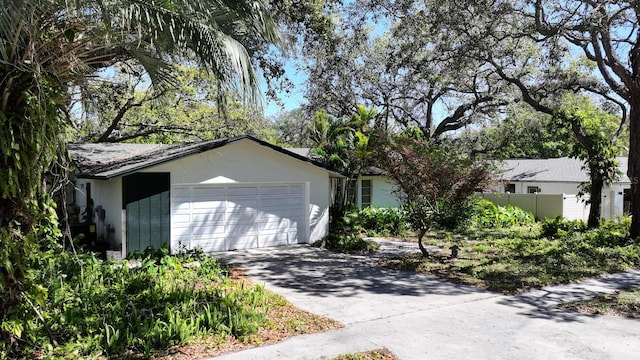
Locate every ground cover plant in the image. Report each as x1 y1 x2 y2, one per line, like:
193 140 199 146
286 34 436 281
381 218 640 294
332 348 398 360
1 247 340 359
356 206 408 237
561 287 640 318
467 198 535 229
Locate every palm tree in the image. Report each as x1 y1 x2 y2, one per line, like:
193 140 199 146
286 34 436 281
0 0 280 334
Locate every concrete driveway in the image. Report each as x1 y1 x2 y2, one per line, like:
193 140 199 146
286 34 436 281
211 244 640 360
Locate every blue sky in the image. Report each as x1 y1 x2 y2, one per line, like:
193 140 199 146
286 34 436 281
263 62 307 119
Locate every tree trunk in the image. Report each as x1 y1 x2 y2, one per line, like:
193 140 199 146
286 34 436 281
587 173 604 229
417 228 429 257
629 104 640 239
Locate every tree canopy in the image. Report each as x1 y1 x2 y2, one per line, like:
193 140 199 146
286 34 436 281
426 0 640 236
77 65 274 143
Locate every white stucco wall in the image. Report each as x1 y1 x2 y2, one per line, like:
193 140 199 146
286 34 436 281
507 181 582 194
143 140 331 243
496 181 631 220
357 176 401 208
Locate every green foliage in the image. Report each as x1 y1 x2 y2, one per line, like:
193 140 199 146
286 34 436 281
541 217 588 239
324 204 381 253
432 200 477 230
552 98 623 198
356 207 408 237
379 136 493 248
323 234 380 254
584 217 632 247
456 104 573 159
0 195 63 338
1 248 275 358
0 0 281 349
384 221 640 294
469 198 535 229
308 106 378 176
79 65 275 144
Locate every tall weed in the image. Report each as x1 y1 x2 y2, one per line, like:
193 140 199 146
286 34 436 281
1 247 272 358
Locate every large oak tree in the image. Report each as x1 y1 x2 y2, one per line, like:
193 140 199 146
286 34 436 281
422 0 633 232
303 0 512 140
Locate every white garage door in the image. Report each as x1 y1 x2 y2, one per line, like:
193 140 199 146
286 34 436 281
171 183 307 252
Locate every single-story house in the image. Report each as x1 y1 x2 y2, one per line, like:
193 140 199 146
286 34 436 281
496 157 631 220
285 150 630 221
287 148 400 209
68 136 343 257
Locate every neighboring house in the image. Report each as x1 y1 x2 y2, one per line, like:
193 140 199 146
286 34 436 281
68 136 343 257
497 157 631 220
287 148 400 209
285 148 631 221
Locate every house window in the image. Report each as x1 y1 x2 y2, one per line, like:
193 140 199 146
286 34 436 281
361 180 372 208
527 186 541 194
505 183 516 193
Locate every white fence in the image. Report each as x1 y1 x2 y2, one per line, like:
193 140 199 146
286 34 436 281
481 193 590 221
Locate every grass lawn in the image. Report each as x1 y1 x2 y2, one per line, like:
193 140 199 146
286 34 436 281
380 224 640 294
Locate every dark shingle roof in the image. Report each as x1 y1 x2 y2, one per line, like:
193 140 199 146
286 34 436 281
287 148 385 176
500 157 629 183
69 136 344 179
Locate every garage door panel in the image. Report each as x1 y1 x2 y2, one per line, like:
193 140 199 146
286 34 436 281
172 187 191 197
258 196 289 205
191 224 226 235
287 231 299 242
260 212 288 222
226 208 258 224
227 186 259 196
172 213 192 224
260 232 288 247
172 232 192 245
260 219 288 231
259 186 289 195
191 187 226 197
190 232 227 242
227 223 259 236
192 200 225 210
288 195 304 202
189 212 225 223
226 236 258 250
171 183 308 252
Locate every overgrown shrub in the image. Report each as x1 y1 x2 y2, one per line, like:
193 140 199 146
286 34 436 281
468 198 535 229
1 247 274 358
356 206 407 236
541 216 588 238
585 217 632 247
323 233 380 253
434 200 476 230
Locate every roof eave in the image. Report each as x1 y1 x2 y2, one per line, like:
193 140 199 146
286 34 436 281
73 135 347 179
